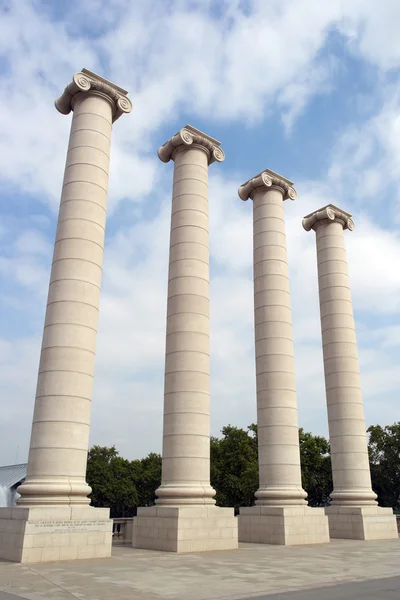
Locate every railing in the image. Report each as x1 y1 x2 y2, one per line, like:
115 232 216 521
112 518 134 545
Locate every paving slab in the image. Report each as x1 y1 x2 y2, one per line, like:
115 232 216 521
0 593 26 600
249 575 400 599
0 538 399 600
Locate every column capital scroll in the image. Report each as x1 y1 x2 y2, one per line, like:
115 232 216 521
55 68 132 123
158 124 225 165
302 204 354 232
238 169 296 202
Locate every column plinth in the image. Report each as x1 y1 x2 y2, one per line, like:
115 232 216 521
0 69 131 563
303 204 398 540
132 126 237 553
238 170 329 545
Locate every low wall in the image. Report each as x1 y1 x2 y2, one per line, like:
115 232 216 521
113 515 399 546
112 518 133 545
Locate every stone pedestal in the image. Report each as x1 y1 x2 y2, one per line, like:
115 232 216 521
237 170 329 545
303 204 398 541
326 506 398 540
0 507 111 563
133 506 237 553
239 506 329 545
0 69 131 563
132 126 237 552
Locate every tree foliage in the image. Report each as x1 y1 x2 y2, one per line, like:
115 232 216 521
368 422 400 512
86 422 400 517
210 424 258 511
134 452 163 507
86 445 161 517
299 428 332 506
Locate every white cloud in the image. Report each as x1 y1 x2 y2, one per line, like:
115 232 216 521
1 0 399 211
278 58 338 134
327 86 400 215
0 335 40 464
338 0 400 70
1 0 400 467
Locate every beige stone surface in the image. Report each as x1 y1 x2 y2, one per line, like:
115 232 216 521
133 126 236 552
132 505 237 552
154 126 224 508
326 505 398 540
0 506 112 563
18 69 131 509
0 538 399 600
238 170 307 508
303 204 397 538
237 171 329 545
0 69 131 564
239 505 330 545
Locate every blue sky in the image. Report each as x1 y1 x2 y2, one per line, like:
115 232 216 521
0 0 400 466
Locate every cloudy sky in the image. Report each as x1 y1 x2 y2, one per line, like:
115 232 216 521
0 0 399 466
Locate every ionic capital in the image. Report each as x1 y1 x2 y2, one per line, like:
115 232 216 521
302 204 354 232
238 169 296 201
55 68 132 123
158 124 225 165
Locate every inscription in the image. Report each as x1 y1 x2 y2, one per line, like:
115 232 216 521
30 520 110 534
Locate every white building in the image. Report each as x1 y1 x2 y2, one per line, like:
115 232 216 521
0 464 27 507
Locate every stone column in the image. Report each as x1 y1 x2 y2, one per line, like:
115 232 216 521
132 125 237 553
0 68 132 563
303 204 398 540
238 170 329 546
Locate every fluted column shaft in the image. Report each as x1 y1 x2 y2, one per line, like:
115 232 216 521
305 206 376 505
18 70 131 505
239 170 306 506
156 126 224 505
253 188 306 505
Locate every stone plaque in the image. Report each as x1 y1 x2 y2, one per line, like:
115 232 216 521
28 520 110 534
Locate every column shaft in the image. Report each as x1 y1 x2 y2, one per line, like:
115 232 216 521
132 127 237 553
238 171 330 546
315 220 376 504
156 145 215 505
303 206 398 541
18 93 113 505
252 186 306 505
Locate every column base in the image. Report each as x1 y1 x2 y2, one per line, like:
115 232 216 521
132 505 238 553
0 506 112 563
238 505 330 545
325 505 398 540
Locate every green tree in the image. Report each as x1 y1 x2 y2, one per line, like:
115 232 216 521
299 428 332 506
86 445 138 517
109 457 139 517
368 422 400 512
86 445 118 508
136 452 162 507
86 422 400 518
210 425 334 510
211 424 258 511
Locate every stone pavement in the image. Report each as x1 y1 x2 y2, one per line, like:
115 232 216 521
0 538 399 600
252 576 400 599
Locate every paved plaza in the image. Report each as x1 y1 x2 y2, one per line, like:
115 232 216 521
254 576 400 599
1 69 397 566
0 538 399 600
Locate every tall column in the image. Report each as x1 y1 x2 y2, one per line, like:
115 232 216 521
303 204 398 540
0 68 132 563
156 126 220 506
238 170 329 546
132 125 237 553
